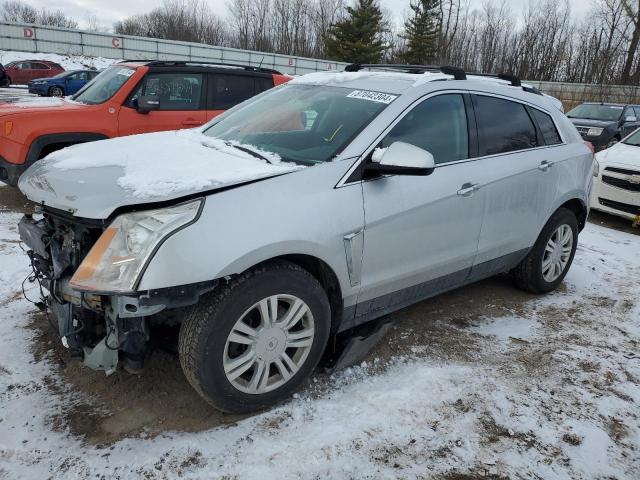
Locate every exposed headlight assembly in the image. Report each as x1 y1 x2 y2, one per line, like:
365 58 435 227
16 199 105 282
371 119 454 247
587 127 604 137
70 199 203 293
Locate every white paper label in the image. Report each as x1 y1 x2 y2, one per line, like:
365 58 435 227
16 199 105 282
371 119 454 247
347 90 397 104
117 68 135 77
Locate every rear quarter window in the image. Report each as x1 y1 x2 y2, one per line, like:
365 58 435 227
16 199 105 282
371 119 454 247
475 95 539 156
531 108 562 145
209 74 256 109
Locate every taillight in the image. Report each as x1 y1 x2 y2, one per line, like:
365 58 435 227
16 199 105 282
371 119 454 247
584 141 595 158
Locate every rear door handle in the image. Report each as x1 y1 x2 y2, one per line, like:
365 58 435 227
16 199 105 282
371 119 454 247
182 119 203 126
457 183 480 197
538 160 554 172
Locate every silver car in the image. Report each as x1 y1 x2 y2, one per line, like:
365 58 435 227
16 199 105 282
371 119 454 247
17 65 594 413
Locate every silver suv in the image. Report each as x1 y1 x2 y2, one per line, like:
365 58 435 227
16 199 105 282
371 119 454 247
17 65 594 413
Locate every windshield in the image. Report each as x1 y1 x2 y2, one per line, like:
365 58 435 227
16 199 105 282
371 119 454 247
52 71 71 79
566 104 623 121
72 66 135 105
203 84 394 165
623 129 640 146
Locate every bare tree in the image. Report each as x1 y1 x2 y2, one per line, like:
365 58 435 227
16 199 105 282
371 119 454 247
0 0 77 28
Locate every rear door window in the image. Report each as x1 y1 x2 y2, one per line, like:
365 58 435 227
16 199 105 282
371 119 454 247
475 95 539 156
209 74 256 109
530 108 562 145
31 62 49 70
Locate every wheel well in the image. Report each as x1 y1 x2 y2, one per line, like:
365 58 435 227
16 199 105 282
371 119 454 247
38 142 74 159
277 254 344 333
560 199 587 231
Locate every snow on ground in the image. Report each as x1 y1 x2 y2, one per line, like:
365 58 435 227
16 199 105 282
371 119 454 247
0 50 118 72
0 203 639 478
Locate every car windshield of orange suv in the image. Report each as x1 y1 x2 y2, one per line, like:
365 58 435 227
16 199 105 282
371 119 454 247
70 66 135 104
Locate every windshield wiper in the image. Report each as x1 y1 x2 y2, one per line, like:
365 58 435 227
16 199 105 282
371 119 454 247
225 142 274 164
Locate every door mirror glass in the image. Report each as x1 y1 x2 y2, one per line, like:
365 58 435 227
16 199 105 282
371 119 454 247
137 95 160 114
366 141 435 176
625 115 637 123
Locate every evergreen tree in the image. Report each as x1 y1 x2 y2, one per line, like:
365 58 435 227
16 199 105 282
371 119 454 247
324 0 386 63
402 0 441 65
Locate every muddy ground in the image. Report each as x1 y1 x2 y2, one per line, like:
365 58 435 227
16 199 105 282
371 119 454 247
2 184 639 449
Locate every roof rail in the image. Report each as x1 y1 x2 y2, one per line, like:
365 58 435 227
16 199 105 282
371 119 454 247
118 59 282 75
344 63 467 80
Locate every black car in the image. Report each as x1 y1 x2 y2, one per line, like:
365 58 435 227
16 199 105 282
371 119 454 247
566 102 640 150
0 64 9 87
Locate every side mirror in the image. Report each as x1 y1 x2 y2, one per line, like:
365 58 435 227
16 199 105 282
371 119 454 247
365 141 436 176
625 115 637 123
137 95 160 114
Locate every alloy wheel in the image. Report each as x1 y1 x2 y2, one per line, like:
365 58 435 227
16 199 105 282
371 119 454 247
542 224 573 282
223 294 315 394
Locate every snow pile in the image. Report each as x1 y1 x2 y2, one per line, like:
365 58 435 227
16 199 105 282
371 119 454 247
0 200 639 478
0 50 117 71
1 96 65 108
37 130 302 199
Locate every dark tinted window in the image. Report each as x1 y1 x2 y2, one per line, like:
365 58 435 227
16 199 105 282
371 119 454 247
379 94 469 164
476 96 538 155
130 73 203 110
210 74 255 109
255 76 274 94
531 109 562 145
31 62 49 70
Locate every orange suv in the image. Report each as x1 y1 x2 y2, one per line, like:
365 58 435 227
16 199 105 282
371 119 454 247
0 61 291 186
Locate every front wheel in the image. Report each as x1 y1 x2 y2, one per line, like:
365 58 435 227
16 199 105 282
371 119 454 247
511 208 578 294
179 260 331 413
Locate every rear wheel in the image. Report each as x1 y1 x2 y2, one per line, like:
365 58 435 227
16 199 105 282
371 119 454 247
179 260 331 413
49 86 64 97
512 208 578 294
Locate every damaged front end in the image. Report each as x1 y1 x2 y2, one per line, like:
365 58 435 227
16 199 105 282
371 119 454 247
18 200 211 374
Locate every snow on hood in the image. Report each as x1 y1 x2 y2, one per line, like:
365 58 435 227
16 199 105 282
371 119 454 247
5 96 66 108
19 130 303 219
596 141 640 167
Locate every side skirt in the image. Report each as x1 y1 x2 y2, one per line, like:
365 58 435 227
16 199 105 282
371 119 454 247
339 248 530 332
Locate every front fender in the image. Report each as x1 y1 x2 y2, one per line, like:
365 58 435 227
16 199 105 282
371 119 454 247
136 160 365 307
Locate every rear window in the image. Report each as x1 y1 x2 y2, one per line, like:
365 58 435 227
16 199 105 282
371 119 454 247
531 109 562 145
475 95 538 156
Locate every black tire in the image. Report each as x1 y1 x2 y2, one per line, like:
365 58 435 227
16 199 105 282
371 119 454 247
48 86 64 97
179 260 331 413
511 208 578 294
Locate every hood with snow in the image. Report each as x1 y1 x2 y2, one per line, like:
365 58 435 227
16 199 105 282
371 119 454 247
596 141 640 168
18 130 303 219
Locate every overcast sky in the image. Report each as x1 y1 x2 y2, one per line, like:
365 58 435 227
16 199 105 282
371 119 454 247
24 0 594 30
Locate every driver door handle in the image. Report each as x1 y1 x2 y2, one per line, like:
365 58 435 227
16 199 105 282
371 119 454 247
457 183 480 197
538 160 554 172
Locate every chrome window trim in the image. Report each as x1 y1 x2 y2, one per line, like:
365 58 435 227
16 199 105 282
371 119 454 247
336 89 568 188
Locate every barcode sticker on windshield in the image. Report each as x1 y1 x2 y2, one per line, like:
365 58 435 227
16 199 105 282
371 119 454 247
117 69 135 77
347 90 397 104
